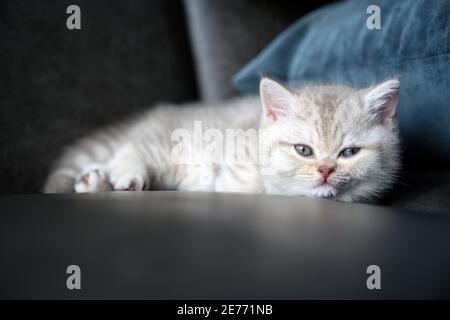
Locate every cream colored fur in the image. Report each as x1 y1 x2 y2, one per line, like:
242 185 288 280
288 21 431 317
44 78 401 202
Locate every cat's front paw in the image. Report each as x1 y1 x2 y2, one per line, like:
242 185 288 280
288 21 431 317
109 170 147 191
74 169 112 193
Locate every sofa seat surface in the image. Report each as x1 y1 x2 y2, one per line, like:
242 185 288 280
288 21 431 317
1 191 450 299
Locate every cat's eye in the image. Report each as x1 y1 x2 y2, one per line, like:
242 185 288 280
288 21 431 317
339 147 361 158
294 144 314 157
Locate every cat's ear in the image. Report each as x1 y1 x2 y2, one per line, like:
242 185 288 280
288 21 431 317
259 78 294 121
364 78 400 124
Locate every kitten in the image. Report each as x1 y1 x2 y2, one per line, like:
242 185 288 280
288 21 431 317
44 77 401 202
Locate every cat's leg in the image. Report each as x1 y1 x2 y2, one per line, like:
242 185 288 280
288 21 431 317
74 167 112 193
107 143 149 191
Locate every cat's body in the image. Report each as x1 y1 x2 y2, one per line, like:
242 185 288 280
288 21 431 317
44 96 264 194
44 78 401 202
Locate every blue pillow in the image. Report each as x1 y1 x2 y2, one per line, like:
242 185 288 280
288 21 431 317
233 0 450 163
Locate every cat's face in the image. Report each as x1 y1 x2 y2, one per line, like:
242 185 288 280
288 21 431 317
258 78 400 202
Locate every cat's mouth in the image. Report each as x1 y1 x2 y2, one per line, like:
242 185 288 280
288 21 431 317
322 176 353 189
313 184 337 199
313 176 356 199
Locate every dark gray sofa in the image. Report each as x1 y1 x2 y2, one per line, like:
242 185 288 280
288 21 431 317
1 0 449 214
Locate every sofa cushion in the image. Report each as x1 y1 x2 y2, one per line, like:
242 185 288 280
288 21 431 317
233 0 450 165
0 0 198 194
183 0 333 102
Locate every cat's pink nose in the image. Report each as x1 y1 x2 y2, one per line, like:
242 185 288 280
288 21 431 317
318 165 335 181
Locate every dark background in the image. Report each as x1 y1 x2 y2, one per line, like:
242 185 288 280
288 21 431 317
0 0 196 194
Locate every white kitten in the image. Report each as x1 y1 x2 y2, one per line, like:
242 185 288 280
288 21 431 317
44 78 400 202
258 78 401 202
